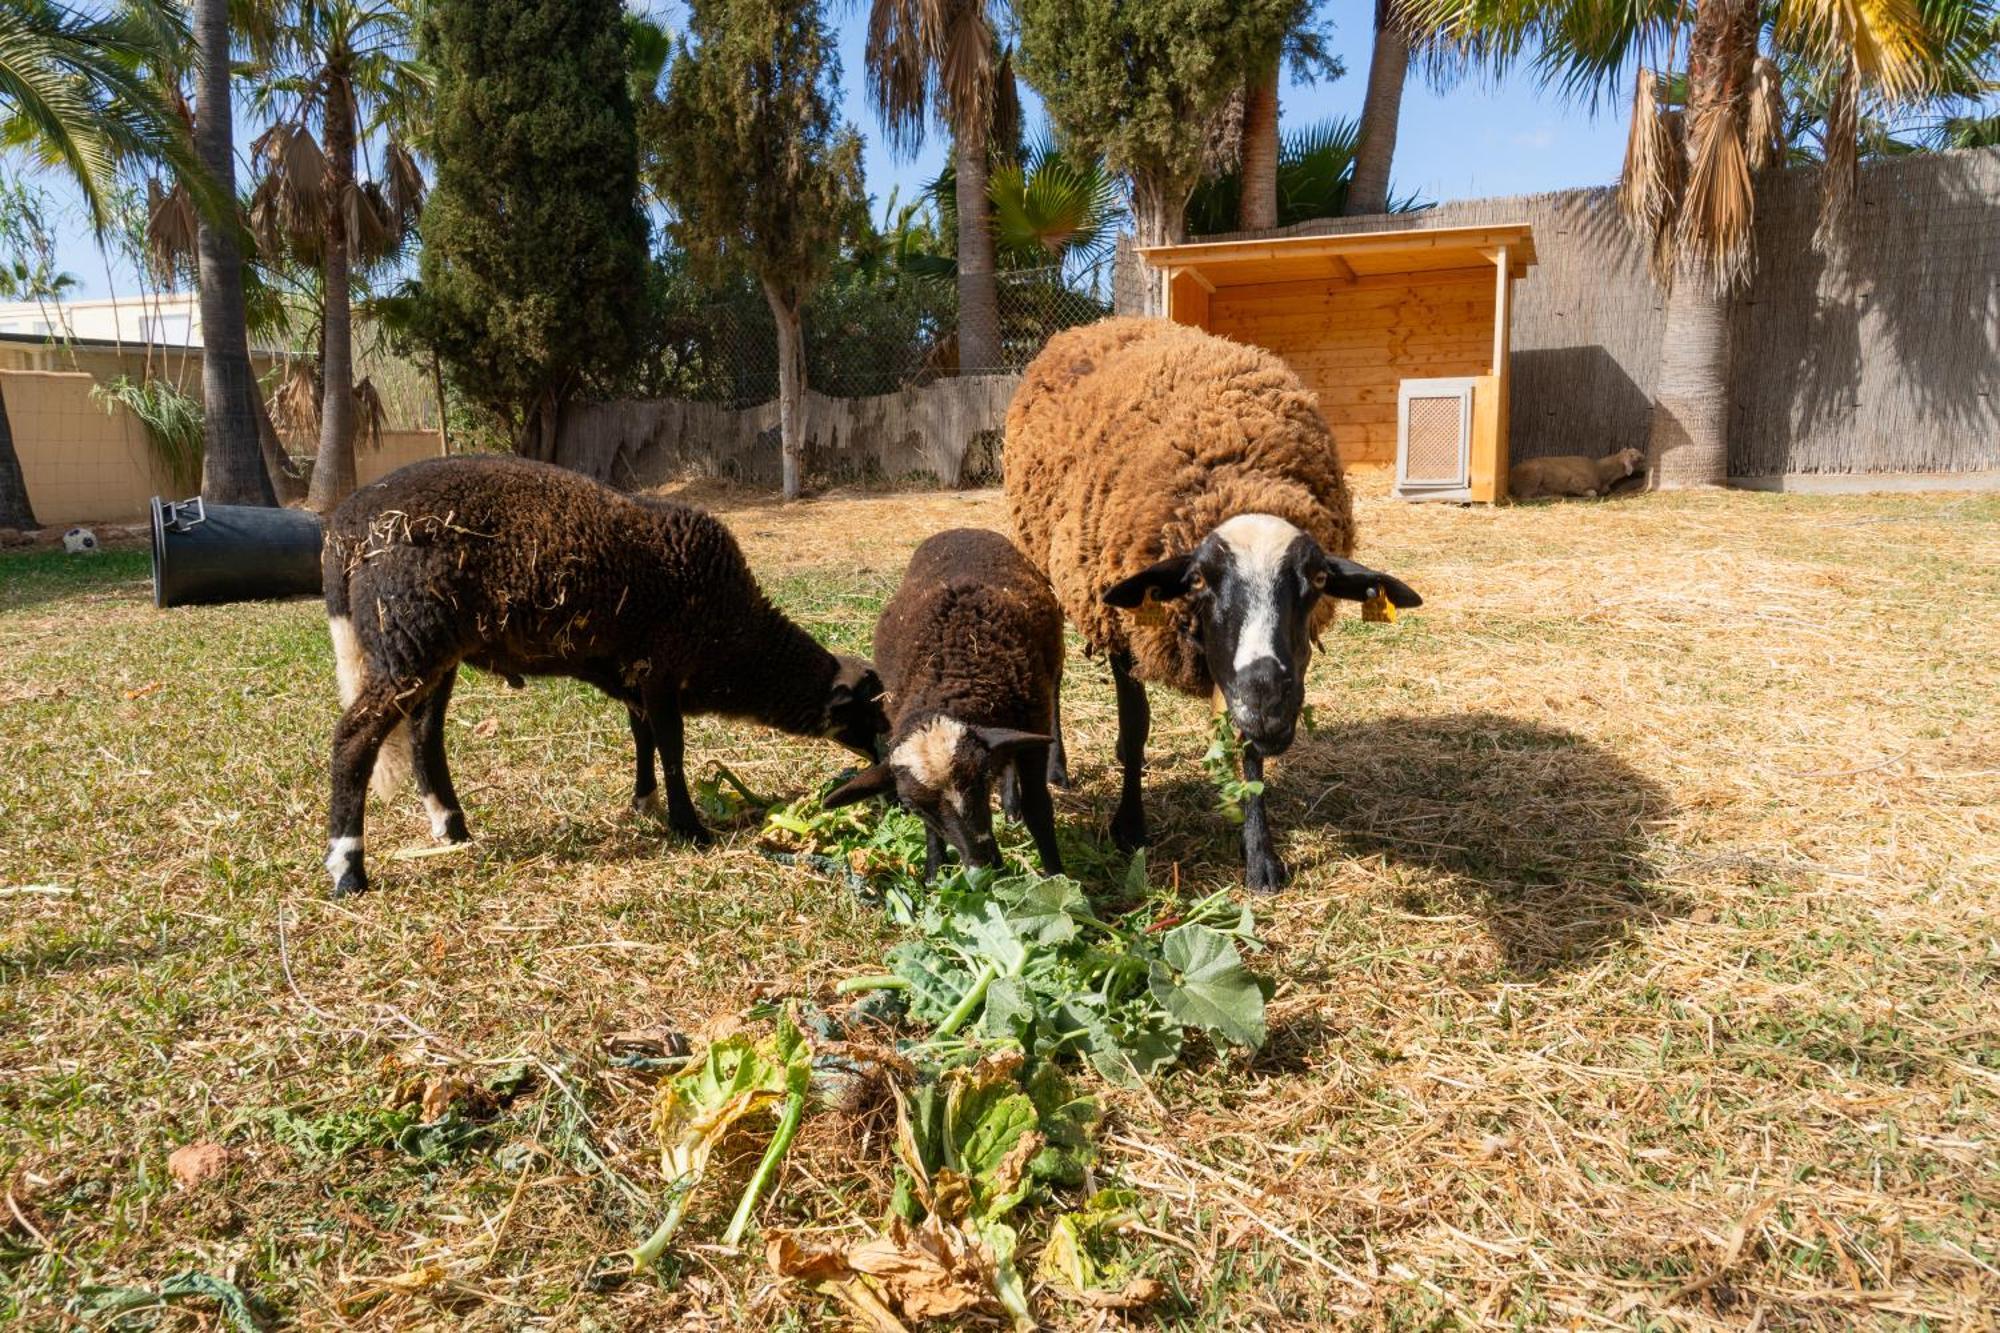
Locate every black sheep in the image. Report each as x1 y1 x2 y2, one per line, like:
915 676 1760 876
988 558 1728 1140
321 456 886 896
824 528 1066 878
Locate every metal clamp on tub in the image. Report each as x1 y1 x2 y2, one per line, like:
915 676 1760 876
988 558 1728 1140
150 494 326 609
153 495 207 534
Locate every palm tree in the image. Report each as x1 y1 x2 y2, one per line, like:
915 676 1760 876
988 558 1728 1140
1348 0 1412 217
1426 0 1966 488
1238 10 1338 231
1188 116 1421 235
0 0 208 528
191 0 276 505
864 0 1006 373
244 0 424 512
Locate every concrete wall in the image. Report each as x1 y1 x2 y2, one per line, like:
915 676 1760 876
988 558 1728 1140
1 367 444 525
3 371 173 527
554 375 1021 489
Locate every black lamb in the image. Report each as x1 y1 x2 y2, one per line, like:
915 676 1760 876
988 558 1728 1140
824 527 1067 878
321 456 886 896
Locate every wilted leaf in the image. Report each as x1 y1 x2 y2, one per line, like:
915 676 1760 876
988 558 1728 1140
630 1015 812 1266
75 1271 269 1332
770 1211 1028 1327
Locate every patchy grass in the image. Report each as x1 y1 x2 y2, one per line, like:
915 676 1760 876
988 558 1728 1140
2 480 1997 1329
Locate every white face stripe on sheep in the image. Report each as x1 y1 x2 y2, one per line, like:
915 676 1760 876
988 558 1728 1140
890 716 966 791
1216 514 1303 674
1103 513 1425 756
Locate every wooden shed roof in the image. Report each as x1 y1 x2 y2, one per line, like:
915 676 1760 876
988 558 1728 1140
1137 222 1537 288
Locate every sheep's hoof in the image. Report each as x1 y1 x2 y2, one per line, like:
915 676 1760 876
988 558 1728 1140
1109 809 1148 853
1244 852 1290 894
1047 762 1071 790
433 811 471 844
631 791 664 820
331 868 371 898
671 821 715 848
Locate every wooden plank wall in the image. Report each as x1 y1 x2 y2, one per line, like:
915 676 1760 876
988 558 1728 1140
1207 269 1495 464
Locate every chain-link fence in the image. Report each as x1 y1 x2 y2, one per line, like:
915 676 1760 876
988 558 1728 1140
640 259 1113 407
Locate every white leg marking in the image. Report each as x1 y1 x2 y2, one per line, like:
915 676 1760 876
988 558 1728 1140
423 794 458 841
325 835 363 877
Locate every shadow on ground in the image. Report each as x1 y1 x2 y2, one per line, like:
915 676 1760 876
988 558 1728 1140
1127 712 1675 977
1286 711 1675 975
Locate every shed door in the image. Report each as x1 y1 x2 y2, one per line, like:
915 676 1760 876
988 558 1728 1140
1395 377 1476 500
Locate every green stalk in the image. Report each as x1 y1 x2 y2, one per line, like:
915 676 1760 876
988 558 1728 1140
834 974 909 995
931 961 1000 1041
721 1089 806 1247
627 1176 696 1272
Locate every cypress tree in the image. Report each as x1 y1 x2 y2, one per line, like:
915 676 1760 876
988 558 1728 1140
419 0 651 458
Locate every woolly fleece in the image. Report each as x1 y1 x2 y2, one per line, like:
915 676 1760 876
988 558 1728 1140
1004 317 1355 698
873 527 1064 742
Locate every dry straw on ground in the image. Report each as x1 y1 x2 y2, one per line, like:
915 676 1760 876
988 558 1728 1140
1 476 1995 1329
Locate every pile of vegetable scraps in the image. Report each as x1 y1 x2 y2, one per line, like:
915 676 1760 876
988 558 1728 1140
617 773 1274 1330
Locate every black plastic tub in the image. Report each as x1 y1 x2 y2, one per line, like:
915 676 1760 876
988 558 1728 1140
149 497 325 608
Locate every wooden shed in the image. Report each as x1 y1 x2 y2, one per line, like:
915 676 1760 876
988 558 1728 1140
1137 223 1536 502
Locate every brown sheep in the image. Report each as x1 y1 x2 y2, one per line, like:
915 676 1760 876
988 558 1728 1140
1006 317 1421 889
1509 448 1647 499
320 456 886 897
822 528 1067 879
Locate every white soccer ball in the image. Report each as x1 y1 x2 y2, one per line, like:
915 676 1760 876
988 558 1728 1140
63 527 99 555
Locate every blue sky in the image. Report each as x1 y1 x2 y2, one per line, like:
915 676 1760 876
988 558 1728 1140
38 0 1632 299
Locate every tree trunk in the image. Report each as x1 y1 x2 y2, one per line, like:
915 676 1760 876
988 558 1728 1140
1128 175 1190 317
763 280 805 500
1347 9 1409 217
1239 59 1281 232
0 382 40 530
954 125 1001 373
308 82 359 513
431 353 450 454
251 374 306 504
1645 0 1756 491
192 0 275 507
1646 257 1733 488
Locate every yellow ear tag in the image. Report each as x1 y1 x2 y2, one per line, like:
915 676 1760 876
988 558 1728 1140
1133 588 1168 628
1362 589 1396 623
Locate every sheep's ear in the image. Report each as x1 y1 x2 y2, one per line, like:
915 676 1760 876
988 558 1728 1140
972 726 1053 759
1314 553 1425 609
830 657 883 704
1103 554 1196 607
822 763 896 809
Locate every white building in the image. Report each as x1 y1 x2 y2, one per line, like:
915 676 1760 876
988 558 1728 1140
0 293 201 345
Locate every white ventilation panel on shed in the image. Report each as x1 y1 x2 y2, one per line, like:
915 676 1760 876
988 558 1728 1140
1394 377 1476 502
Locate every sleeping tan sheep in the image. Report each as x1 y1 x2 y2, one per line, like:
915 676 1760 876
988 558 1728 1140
1509 447 1648 499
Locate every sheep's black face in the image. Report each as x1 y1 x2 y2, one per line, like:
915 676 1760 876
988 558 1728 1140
823 656 890 758
1103 513 1422 756
822 716 1051 875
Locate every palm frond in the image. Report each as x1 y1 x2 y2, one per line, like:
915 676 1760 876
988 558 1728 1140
1746 54 1788 170
1619 66 1680 249
1814 52 1861 249
1777 0 1938 102
1678 81 1757 292
144 175 199 281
